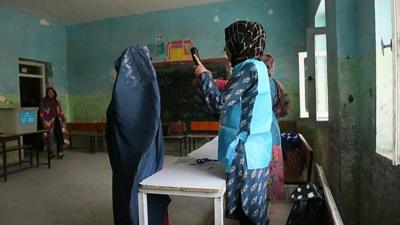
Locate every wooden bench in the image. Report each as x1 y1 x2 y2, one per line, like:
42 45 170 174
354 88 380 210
162 122 187 156
314 163 344 225
187 121 219 152
268 163 343 225
67 122 105 153
284 133 314 185
278 120 297 133
0 130 50 182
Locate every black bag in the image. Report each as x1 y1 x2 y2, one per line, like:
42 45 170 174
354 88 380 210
286 183 324 225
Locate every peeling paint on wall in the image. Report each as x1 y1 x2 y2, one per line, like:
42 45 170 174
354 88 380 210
39 19 50 26
0 94 19 108
68 94 110 121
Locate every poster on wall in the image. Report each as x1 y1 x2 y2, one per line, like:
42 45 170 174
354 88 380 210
167 40 193 62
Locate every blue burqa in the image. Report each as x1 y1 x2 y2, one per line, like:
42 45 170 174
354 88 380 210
106 46 170 225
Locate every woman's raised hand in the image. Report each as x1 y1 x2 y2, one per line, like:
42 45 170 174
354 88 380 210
193 54 209 77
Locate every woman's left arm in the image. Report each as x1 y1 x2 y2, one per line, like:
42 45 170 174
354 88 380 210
56 100 66 122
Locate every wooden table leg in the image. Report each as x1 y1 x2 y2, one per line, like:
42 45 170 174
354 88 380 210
138 191 149 225
47 132 51 169
2 142 7 182
90 136 94 153
18 138 22 166
188 137 192 152
36 143 40 168
179 139 182 156
214 195 224 225
30 146 33 167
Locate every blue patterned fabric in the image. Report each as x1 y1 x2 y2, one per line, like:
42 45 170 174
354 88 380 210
227 142 270 225
106 46 170 225
218 59 272 171
198 60 271 225
270 79 281 145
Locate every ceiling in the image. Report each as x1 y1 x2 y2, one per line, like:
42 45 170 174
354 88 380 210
0 0 229 25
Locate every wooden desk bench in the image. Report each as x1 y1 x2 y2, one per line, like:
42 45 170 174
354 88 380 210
163 122 187 156
314 163 344 225
67 122 105 153
267 163 343 225
187 121 219 152
0 130 50 182
284 133 314 185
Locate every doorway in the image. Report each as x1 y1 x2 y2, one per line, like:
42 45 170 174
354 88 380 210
19 60 47 147
19 60 46 107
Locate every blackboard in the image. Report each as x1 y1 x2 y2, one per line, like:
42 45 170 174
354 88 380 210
156 61 227 123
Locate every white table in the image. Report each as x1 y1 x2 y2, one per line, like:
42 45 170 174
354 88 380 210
138 137 226 225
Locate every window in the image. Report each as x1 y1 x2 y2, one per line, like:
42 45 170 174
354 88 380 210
301 0 329 122
315 0 326 27
395 0 400 165
314 34 328 121
375 0 400 165
299 52 309 118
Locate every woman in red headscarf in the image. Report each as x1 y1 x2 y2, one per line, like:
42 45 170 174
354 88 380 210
39 87 69 159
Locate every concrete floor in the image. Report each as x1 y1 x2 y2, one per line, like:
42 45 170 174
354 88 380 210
0 139 239 225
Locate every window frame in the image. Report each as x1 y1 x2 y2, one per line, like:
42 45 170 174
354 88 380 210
376 0 400 165
306 27 329 126
393 0 400 165
298 52 309 119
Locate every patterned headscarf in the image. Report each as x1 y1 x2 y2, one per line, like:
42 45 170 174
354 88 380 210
225 20 266 67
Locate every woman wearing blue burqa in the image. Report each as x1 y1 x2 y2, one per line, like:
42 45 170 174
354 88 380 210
106 46 170 225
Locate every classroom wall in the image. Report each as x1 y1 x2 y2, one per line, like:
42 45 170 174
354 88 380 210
375 0 394 154
66 0 308 121
358 1 400 224
305 0 400 225
0 7 69 118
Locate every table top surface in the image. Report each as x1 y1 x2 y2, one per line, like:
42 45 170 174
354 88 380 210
140 137 226 193
187 137 218 160
0 129 48 140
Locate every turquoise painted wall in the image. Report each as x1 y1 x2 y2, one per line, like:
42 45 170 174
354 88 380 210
0 7 69 118
66 0 308 121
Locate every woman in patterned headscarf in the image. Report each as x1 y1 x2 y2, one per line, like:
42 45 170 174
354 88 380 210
194 21 273 225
